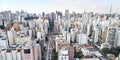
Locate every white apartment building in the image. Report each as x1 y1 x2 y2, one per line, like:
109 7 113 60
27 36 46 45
7 29 16 46
0 36 9 49
78 34 88 45
117 31 120 46
59 48 69 60
93 29 99 43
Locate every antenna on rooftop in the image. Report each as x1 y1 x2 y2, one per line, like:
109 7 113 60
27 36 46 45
109 0 112 15
110 3 112 14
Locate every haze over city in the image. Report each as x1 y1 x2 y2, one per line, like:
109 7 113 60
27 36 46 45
0 0 120 13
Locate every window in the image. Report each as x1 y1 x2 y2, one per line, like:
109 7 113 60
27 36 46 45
24 49 30 54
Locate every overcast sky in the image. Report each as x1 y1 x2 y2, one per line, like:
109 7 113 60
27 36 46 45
0 0 120 13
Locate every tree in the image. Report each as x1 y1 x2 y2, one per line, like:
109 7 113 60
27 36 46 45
101 47 119 57
74 50 83 59
52 48 56 52
117 46 120 53
52 48 58 60
110 47 119 57
101 48 110 54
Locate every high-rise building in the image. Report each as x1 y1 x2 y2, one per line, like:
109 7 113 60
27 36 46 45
78 34 88 45
37 31 41 40
102 27 109 43
16 49 23 60
1 49 7 60
107 28 117 47
7 29 16 46
44 19 49 35
102 27 117 47
54 20 59 34
28 20 36 29
58 48 69 60
62 30 67 40
6 49 13 60
70 28 75 42
0 13 4 29
71 11 76 18
0 36 9 49
82 13 89 33
28 29 33 37
36 44 42 60
0 48 23 60
12 49 17 60
2 11 12 28
117 31 120 46
93 29 99 43
87 23 92 36
76 33 80 43
66 32 70 43
65 22 70 32
3 11 12 22
65 10 70 20
22 41 38 60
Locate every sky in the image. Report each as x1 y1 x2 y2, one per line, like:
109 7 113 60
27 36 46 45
0 0 120 13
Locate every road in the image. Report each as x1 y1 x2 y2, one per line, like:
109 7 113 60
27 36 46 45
46 33 53 60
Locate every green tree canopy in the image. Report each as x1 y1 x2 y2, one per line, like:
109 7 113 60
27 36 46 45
101 48 110 54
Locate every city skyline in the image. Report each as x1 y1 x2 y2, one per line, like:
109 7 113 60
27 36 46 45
0 1 120 60
0 0 120 13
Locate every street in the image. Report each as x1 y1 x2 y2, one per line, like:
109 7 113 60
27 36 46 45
46 33 53 60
